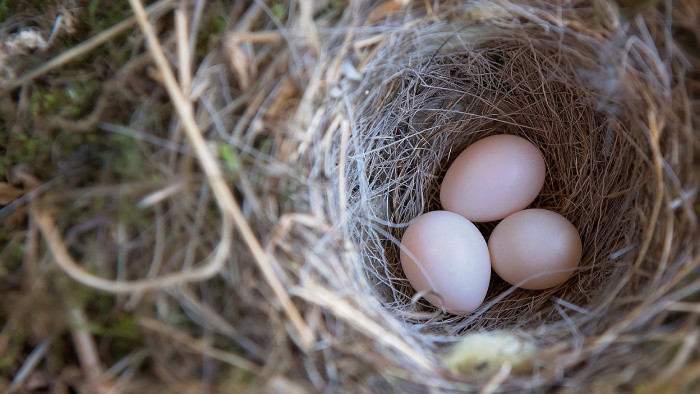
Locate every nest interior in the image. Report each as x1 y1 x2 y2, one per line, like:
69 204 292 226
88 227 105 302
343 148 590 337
353 25 679 336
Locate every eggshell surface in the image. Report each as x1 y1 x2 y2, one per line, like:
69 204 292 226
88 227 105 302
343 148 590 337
399 211 491 314
488 209 582 290
440 134 546 222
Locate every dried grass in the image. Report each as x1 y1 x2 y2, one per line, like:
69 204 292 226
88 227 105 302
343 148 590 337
19 0 699 392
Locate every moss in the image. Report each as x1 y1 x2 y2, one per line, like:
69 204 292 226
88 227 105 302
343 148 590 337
0 0 47 22
0 0 9 21
195 14 227 62
0 0 139 183
84 314 140 340
218 143 241 173
0 0 178 386
109 134 144 179
210 14 227 35
117 199 154 231
63 282 146 363
619 0 664 19
257 138 274 156
2 242 24 276
0 228 13 245
20 78 100 126
0 126 52 180
270 1 287 20
0 354 17 374
222 368 261 391
86 0 132 32
329 0 347 12
80 0 136 67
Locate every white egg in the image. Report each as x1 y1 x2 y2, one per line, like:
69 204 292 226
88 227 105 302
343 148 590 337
488 209 582 290
400 211 491 314
440 134 546 222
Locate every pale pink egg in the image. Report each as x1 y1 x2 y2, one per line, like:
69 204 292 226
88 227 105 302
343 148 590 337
488 209 582 290
440 134 546 222
399 211 491 314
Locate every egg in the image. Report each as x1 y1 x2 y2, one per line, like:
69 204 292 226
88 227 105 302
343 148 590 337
440 134 546 222
488 209 582 290
399 211 491 314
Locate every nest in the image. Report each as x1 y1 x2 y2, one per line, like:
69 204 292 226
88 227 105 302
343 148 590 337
26 0 698 392
352 6 694 333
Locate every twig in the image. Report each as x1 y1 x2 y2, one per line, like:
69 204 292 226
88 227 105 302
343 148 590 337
175 8 191 95
10 337 53 389
479 362 512 394
33 207 233 293
293 284 434 371
665 302 700 314
126 0 314 350
656 321 699 383
69 308 114 394
337 120 350 233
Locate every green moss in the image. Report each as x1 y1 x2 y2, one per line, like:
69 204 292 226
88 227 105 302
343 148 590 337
329 0 347 12
0 228 12 244
0 0 165 382
0 0 9 21
620 0 663 19
1 79 106 180
270 1 286 20
2 244 25 278
195 14 227 61
81 0 137 66
0 128 52 179
0 320 21 375
0 0 46 22
258 138 274 156
218 143 241 173
118 199 154 230
211 15 227 35
63 282 146 364
26 79 102 120
68 283 131 329
94 132 146 182
15 133 49 157
87 0 132 31
0 0 138 180
0 348 21 376
84 314 140 339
